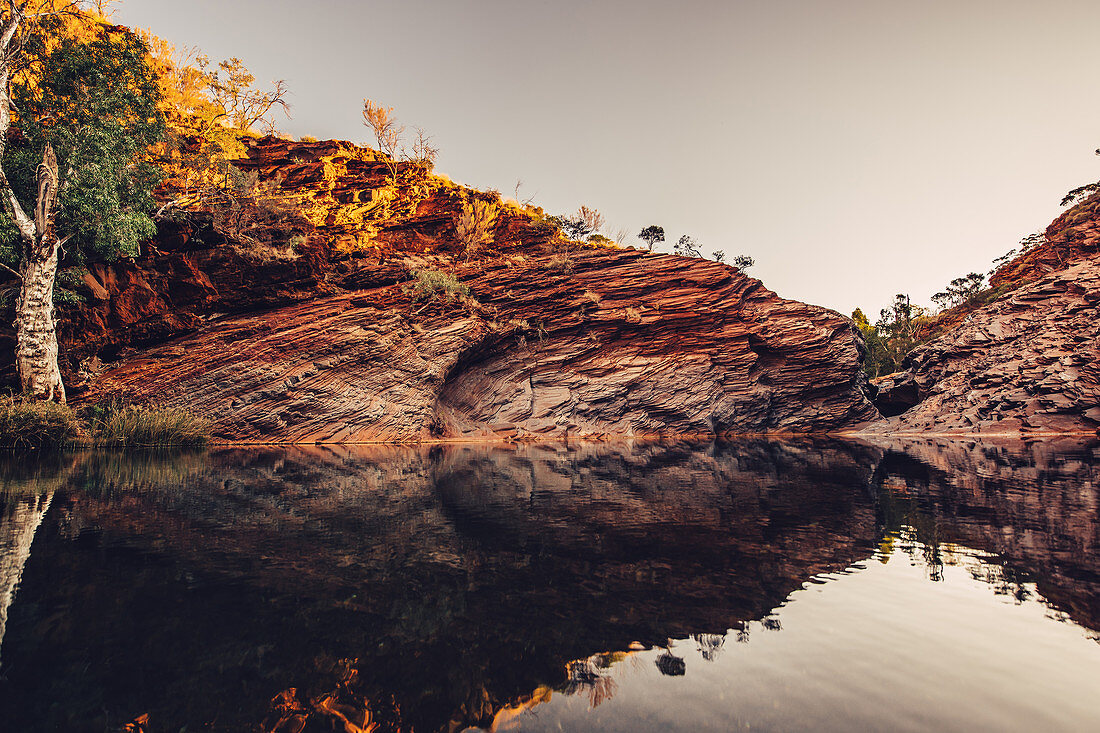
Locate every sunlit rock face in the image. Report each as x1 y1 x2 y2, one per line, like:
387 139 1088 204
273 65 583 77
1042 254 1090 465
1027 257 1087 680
862 254 1100 435
0 137 876 440
75 249 877 441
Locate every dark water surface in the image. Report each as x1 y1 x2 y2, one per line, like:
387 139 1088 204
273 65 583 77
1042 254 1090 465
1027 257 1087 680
0 438 1098 732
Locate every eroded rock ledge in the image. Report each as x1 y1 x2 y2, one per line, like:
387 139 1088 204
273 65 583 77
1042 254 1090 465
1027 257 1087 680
862 253 1100 435
82 248 878 442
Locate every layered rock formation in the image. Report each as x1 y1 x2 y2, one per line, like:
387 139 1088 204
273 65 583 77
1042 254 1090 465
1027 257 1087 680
7 134 1098 439
8 137 877 442
81 250 876 442
864 251 1100 435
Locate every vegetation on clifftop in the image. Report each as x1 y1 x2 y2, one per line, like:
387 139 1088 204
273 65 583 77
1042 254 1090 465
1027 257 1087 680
855 163 1100 379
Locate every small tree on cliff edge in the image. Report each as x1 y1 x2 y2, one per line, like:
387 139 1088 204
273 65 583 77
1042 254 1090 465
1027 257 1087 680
0 4 164 401
638 225 664 252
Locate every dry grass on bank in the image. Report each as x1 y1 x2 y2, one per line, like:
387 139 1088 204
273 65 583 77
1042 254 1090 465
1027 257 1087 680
0 395 211 449
88 401 211 448
0 396 82 449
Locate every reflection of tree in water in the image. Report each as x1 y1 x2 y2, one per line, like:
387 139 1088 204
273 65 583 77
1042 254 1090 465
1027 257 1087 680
968 561 1034 604
2 438 1097 732
654 650 686 676
873 457 1049 600
874 468 946 581
693 633 725 661
563 657 619 708
0 450 84 669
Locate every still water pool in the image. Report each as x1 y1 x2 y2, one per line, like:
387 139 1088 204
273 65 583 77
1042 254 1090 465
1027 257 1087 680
0 438 1097 732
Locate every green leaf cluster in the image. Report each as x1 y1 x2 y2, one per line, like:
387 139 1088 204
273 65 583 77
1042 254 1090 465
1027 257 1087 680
2 22 166 267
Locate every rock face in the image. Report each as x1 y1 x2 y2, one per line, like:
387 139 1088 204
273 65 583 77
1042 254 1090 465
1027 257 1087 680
0 137 877 443
862 253 1100 435
81 248 876 442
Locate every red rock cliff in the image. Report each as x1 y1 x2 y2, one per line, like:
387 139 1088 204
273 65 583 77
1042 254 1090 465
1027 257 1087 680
2 138 879 442
863 192 1100 435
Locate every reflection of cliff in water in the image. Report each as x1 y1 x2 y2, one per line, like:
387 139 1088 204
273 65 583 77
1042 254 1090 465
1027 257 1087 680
867 437 1100 631
0 437 1095 732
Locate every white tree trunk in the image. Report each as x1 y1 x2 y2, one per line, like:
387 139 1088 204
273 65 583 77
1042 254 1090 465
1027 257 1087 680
16 238 64 401
0 4 74 403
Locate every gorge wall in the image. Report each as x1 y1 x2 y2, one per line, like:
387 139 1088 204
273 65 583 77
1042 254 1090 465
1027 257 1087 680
0 137 878 442
3 136 1097 439
865 193 1100 435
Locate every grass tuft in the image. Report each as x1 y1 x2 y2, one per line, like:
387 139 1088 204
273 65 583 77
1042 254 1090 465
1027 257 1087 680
89 401 211 448
404 269 472 303
0 396 82 449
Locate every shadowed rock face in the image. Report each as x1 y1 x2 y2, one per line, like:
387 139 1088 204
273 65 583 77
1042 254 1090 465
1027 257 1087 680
863 254 1100 435
6 137 876 442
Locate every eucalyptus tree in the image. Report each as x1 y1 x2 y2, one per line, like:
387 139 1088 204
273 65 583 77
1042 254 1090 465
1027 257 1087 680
637 225 664 252
0 2 164 401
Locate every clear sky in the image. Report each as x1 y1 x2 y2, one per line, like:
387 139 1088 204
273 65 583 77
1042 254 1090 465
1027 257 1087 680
116 0 1100 316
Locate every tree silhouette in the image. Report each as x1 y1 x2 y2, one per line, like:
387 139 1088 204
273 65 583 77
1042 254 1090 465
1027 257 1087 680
637 225 664 252
732 255 754 272
674 234 701 257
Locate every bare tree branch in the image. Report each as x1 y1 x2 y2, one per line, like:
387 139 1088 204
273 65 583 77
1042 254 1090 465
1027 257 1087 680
0 259 22 280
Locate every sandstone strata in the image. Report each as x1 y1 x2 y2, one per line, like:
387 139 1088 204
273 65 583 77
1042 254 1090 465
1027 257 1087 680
81 248 877 442
863 253 1100 434
0 137 877 442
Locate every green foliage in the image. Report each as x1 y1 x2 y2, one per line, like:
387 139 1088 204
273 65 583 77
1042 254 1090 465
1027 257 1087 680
853 294 932 378
54 266 88 305
931 272 985 311
4 23 166 262
638 225 664 251
405 269 471 303
87 398 210 447
0 395 81 448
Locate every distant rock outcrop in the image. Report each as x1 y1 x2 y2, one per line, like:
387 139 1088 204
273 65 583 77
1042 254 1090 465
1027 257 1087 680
863 252 1100 435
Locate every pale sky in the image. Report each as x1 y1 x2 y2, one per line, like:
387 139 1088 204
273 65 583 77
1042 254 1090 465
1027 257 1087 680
116 0 1100 316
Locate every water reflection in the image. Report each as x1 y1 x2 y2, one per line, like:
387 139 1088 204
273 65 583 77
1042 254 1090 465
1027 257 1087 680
0 438 1096 732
